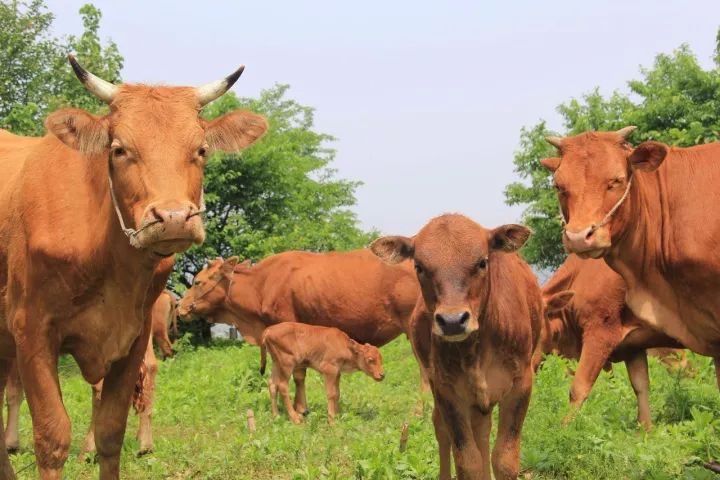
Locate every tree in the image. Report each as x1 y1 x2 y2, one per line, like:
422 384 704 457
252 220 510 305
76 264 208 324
172 84 375 289
0 1 121 135
505 35 720 270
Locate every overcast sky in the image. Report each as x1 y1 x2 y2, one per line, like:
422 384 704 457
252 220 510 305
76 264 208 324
45 1 720 236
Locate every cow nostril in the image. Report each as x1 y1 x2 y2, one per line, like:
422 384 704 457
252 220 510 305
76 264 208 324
434 313 446 326
459 311 470 325
585 229 594 240
150 207 165 223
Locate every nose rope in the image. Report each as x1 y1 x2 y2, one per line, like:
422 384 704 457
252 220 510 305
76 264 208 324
187 270 233 313
107 155 206 246
557 173 634 236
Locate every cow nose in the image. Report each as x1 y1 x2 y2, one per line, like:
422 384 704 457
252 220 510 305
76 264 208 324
563 226 596 252
150 205 194 225
379 372 385 380
435 310 470 336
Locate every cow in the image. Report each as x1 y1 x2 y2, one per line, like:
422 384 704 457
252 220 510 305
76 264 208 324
539 255 686 430
176 249 421 410
4 289 178 456
259 322 384 424
540 128 720 376
0 56 267 479
371 213 542 480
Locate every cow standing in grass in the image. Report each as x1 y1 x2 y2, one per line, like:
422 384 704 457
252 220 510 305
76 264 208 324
372 214 542 480
0 57 267 479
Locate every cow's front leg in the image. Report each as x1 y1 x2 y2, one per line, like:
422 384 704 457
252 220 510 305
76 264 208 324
0 358 17 479
292 367 308 415
5 362 22 454
94 329 149 480
78 381 102 462
323 372 341 424
713 357 720 390
431 404 452 480
471 410 492 479
136 337 157 455
16 335 70 480
436 395 484 479
625 350 652 431
492 370 532 480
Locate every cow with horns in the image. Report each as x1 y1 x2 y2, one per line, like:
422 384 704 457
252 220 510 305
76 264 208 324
0 56 267 479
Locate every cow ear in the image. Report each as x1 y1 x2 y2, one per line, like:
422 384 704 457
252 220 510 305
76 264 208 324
221 256 239 275
540 157 561 172
545 291 574 314
45 108 109 156
370 236 414 264
629 141 668 172
239 259 252 268
205 110 268 153
489 224 532 253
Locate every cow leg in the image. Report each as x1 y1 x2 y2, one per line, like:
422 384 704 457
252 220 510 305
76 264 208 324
78 381 102 462
471 410 492 480
625 350 652 431
137 340 157 455
492 370 532 480
5 363 22 453
93 330 149 480
432 404 452 480
714 357 720 390
323 372 341 424
274 368 301 424
16 339 70 480
292 367 308 415
268 377 279 418
0 358 17 479
564 332 618 425
436 395 483 479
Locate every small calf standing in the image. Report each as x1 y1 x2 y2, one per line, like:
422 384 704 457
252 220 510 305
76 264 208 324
372 214 542 480
260 323 385 424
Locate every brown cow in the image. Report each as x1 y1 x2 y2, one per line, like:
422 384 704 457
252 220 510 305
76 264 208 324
177 249 420 411
259 322 385 424
539 255 684 430
541 128 720 373
371 214 542 480
0 57 266 479
4 289 178 455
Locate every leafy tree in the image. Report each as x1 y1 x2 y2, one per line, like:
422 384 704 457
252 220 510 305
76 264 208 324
172 84 375 289
505 35 720 270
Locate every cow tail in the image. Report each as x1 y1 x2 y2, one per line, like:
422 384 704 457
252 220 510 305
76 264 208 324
259 338 267 376
132 360 148 414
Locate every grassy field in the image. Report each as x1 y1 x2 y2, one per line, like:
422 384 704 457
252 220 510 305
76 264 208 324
7 336 720 479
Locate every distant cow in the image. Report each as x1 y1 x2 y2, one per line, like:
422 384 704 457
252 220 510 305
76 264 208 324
0 55 266 479
372 214 542 480
259 323 384 424
539 255 684 430
177 250 420 410
5 290 179 455
541 128 720 371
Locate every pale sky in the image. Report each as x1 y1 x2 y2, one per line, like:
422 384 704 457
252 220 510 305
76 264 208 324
45 1 720 236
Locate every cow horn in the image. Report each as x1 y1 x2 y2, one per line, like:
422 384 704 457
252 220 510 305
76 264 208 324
616 126 637 139
545 136 564 149
68 55 118 104
196 65 245 107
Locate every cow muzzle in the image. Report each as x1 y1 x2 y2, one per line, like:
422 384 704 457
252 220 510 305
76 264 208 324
562 225 610 259
133 200 206 255
433 309 475 341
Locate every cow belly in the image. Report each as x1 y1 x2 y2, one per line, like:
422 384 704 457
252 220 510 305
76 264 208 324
626 287 720 356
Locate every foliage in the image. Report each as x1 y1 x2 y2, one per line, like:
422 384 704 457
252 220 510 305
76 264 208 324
6 340 720 478
505 34 720 269
172 85 375 289
0 1 121 135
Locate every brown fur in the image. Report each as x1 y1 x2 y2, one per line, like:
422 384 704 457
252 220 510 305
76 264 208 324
539 255 685 430
260 323 384 424
543 131 720 366
372 214 542 480
0 73 266 479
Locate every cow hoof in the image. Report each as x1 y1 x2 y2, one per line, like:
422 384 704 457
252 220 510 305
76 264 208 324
78 452 98 464
137 447 154 457
5 446 18 455
290 416 303 425
302 409 310 417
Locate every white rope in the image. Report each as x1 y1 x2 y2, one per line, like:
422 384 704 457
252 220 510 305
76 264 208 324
557 173 634 235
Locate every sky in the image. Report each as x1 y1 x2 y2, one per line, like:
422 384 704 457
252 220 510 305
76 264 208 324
45 0 720 236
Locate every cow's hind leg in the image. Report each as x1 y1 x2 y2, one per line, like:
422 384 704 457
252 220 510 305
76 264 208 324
136 339 157 455
492 369 532 480
94 331 149 480
5 362 22 454
713 357 720 390
292 367 308 415
273 367 300 424
625 350 652 431
0 358 17 479
78 381 102 462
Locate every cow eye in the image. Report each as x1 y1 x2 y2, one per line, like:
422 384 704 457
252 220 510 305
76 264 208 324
478 259 487 270
608 177 624 190
113 146 125 156
414 263 424 274
198 146 208 157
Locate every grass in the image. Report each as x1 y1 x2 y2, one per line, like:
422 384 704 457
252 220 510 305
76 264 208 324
7 336 720 479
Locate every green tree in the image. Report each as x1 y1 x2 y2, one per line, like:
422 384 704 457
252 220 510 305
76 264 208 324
505 36 720 269
172 84 374 289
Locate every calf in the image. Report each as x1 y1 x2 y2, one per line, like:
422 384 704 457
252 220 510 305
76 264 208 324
259 323 385 424
372 213 542 480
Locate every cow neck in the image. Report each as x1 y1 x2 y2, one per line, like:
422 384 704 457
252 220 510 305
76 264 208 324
222 269 262 321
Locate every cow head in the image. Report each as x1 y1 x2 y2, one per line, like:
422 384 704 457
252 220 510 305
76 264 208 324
541 127 668 258
371 214 532 342
350 341 385 381
538 290 575 358
177 256 240 318
46 56 268 257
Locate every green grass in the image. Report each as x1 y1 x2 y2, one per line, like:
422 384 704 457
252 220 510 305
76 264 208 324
8 337 720 479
